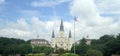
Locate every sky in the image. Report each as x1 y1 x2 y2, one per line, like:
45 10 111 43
0 0 120 41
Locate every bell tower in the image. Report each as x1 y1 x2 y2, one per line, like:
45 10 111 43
59 19 65 37
52 30 55 38
60 19 64 31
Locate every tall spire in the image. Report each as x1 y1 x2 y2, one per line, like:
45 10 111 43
52 30 55 38
69 30 72 38
60 19 64 31
36 35 39 38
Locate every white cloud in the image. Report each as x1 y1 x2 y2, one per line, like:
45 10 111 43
0 0 120 42
70 0 120 40
95 0 120 15
0 17 119 41
31 0 71 7
0 29 31 37
0 17 62 40
8 19 29 31
0 19 33 40
20 10 41 17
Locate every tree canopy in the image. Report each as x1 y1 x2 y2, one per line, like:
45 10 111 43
0 33 120 56
85 49 103 56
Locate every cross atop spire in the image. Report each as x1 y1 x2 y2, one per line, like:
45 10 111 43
60 19 64 31
52 30 55 38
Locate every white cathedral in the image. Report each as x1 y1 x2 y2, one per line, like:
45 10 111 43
51 20 72 51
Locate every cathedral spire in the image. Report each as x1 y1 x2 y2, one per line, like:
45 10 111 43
60 19 64 31
69 30 72 38
52 30 55 38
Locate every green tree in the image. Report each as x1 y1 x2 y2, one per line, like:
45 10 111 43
42 46 53 55
91 34 116 56
0 37 28 55
105 39 120 56
85 49 103 56
80 38 86 45
90 44 105 54
117 33 120 39
71 38 90 55
99 35 115 44
33 46 53 55
26 40 31 44
55 48 65 54
61 53 79 56
33 46 41 53
4 44 19 55
18 44 32 54
26 53 45 56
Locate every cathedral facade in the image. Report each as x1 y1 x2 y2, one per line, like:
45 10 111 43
51 20 72 50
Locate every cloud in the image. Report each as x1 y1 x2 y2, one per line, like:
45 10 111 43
31 0 71 7
20 10 41 17
8 19 29 30
0 0 120 42
0 19 32 40
70 0 120 40
0 17 73 41
0 0 5 4
0 29 31 37
95 0 120 16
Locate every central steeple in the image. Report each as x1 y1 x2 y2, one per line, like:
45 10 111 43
60 19 64 31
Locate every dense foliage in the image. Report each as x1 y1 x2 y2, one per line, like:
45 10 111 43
33 46 53 55
0 37 27 55
25 53 46 56
0 33 120 56
91 34 120 56
71 38 90 56
85 49 103 56
61 53 79 56
0 37 53 56
71 33 120 56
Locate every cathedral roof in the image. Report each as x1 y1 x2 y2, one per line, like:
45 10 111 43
30 39 48 42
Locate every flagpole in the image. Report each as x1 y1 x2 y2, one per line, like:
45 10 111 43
74 17 76 55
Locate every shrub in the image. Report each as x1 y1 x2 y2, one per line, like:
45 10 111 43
85 49 103 56
61 53 79 56
25 53 45 56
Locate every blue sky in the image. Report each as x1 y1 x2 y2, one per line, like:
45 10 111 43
0 0 72 21
0 0 120 41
